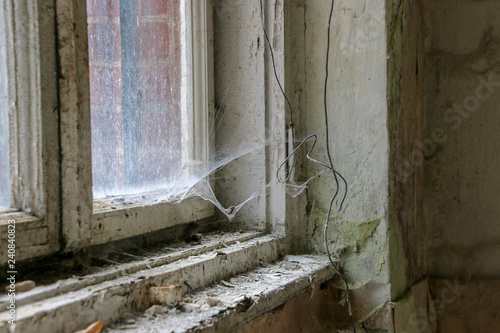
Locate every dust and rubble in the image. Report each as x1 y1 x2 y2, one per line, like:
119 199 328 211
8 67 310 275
0 231 260 310
104 255 331 333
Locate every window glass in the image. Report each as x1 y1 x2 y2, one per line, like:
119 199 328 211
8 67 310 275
87 0 186 197
0 3 10 208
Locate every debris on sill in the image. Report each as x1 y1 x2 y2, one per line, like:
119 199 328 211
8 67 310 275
4 280 36 293
0 233 279 333
184 233 203 246
220 280 235 288
235 295 254 312
149 285 182 305
206 296 222 307
0 231 260 304
145 305 165 315
104 255 332 333
73 321 103 333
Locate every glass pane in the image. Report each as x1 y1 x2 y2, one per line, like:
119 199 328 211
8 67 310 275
88 0 185 198
0 2 10 208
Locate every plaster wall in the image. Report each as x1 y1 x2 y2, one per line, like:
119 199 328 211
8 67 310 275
212 0 401 295
423 0 500 278
300 0 390 287
207 0 395 291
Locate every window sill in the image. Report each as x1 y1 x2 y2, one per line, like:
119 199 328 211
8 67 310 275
0 231 263 310
61 193 215 253
0 232 292 332
106 255 333 333
0 211 55 265
0 211 42 226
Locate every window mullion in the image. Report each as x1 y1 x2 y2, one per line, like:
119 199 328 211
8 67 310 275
57 0 94 250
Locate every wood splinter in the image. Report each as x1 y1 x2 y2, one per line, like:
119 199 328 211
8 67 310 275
73 321 103 333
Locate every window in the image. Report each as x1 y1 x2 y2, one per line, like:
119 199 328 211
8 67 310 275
0 0 214 262
58 0 214 250
0 1 295 329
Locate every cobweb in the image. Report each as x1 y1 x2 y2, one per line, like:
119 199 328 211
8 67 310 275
92 82 319 221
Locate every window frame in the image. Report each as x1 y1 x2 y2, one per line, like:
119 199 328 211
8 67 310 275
58 0 214 251
0 0 61 264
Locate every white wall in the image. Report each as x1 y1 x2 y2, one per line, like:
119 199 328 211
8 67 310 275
300 0 390 287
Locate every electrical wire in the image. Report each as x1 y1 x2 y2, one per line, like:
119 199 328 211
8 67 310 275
259 0 355 331
323 3 355 330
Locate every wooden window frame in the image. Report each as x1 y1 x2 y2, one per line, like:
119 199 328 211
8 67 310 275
0 0 60 264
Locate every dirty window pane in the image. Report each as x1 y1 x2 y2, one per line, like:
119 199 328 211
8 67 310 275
0 3 10 208
88 0 185 197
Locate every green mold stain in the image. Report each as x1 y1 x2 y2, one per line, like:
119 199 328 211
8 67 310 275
335 217 383 250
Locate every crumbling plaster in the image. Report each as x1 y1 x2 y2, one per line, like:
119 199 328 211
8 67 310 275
298 0 391 289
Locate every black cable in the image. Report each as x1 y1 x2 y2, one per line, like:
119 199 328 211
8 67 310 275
323 1 355 331
260 0 355 331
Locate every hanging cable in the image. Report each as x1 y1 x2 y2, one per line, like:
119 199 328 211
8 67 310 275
259 0 355 331
323 2 355 330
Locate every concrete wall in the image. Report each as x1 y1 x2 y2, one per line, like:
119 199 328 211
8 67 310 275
423 0 500 278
